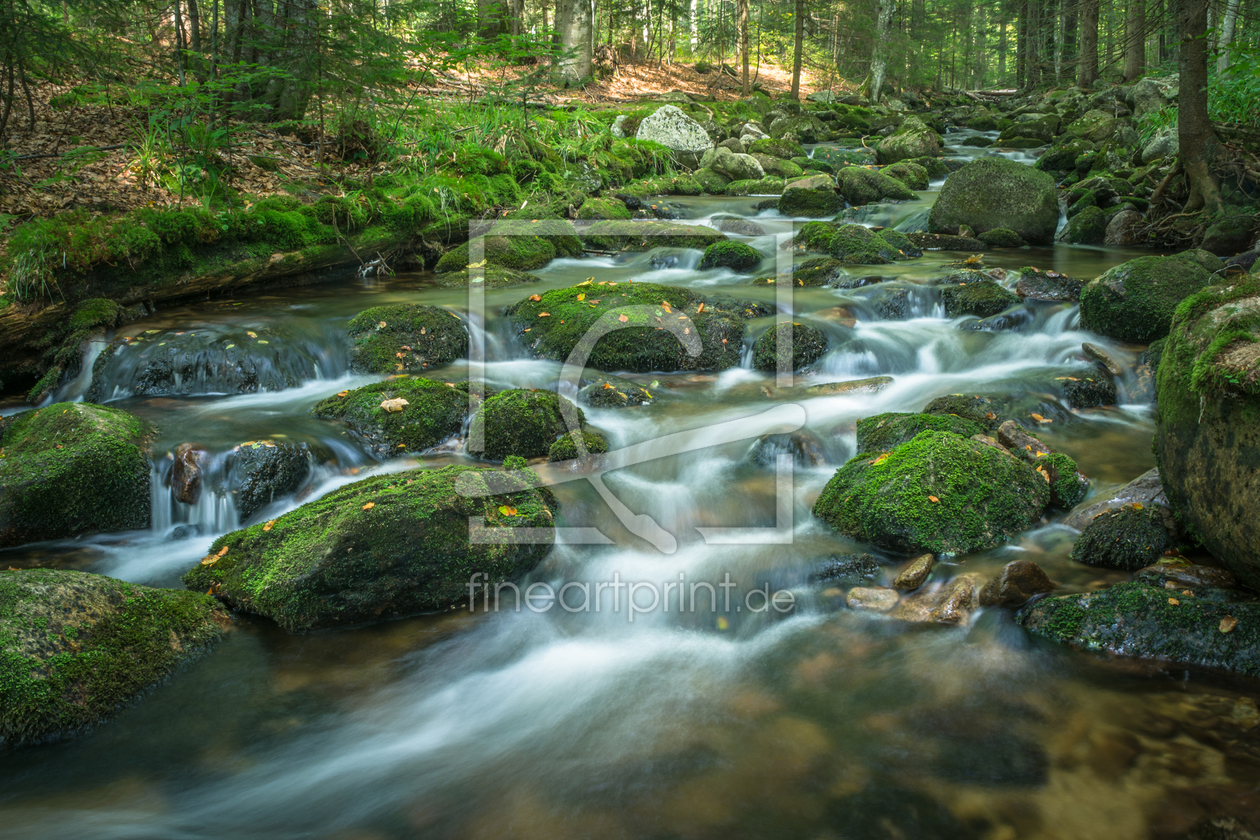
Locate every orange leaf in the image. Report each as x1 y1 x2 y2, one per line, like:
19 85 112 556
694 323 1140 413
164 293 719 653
529 294 542 301
928 495 940 503
538 312 551 317
263 520 275 531
1221 615 1239 633
362 502 375 510
697 302 705 313
498 505 518 516
1168 597 1180 605
576 293 585 301
217 546 229 557
618 314 629 322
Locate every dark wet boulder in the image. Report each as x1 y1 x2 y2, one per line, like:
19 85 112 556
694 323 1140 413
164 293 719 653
876 115 943 164
1 568 227 746
505 281 745 373
892 553 935 590
751 322 829 372
1019 580 1260 677
812 430 1051 556
978 228 1026 248
929 157 1059 245
836 166 916 206
792 257 848 287
1062 468 1173 531
1079 255 1212 342
1060 372 1117 408
856 412 983 453
810 554 883 586
184 464 557 632
1063 205 1108 245
1201 215 1258 257
1035 137 1095 172
0 403 153 548
979 559 1055 606
1013 267 1086 301
578 374 654 408
172 442 208 505
698 241 762 271
868 287 911 319
1155 278 1260 591
777 175 845 217
347 304 469 374
548 429 609 462
313 378 469 458
748 431 826 467
941 280 1020 318
225 440 316 521
468 389 587 461
1069 505 1176 571
877 228 921 258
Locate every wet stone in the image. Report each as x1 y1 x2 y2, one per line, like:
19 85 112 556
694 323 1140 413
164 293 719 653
846 586 900 613
806 376 894 396
892 554 935 590
979 559 1056 606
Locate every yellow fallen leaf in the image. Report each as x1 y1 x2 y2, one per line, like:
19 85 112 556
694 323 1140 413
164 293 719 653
1168 597 1180 605
498 505 518 516
337 390 349 397
529 294 542 301
578 278 593 285
1132 503 1144 510
872 453 890 465
362 502 375 510
380 398 410 412
716 616 730 630
1221 615 1239 633
697 302 705 313
247 331 257 338
618 314 629 322
263 520 275 531
538 312 550 317
379 320 387 329
576 293 585 301
928 495 940 503
217 546 229 557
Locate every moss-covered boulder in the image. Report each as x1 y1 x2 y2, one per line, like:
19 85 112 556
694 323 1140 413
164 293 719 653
791 221 839 252
505 281 745 373
580 220 724 251
549 429 609 462
929 158 1059 245
1079 255 1212 342
1039 452 1090 509
693 167 731 194
747 138 806 160
434 232 577 273
791 257 848 287
183 464 556 632
978 228 1026 248
467 389 585 461
941 280 1021 318
922 394 1005 431
0 568 227 746
313 378 469 458
876 116 943 164
754 154 804 180
751 322 829 372
698 241 762 271
576 198 632 220
881 161 929 191
347 304 468 374
1063 205 1107 245
434 266 543 289
828 224 902 265
855 412 983 453
1019 580 1260 677
724 176 786 196
777 174 845 217
1069 505 1176 571
578 374 654 407
1014 267 1085 301
1155 278 1260 591
836 166 916 206
812 430 1051 555
0 403 153 548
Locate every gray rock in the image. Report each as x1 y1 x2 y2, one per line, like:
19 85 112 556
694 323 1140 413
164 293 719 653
1141 128 1178 164
636 105 713 165
1105 208 1145 246
1062 468 1171 531
892 554 935 590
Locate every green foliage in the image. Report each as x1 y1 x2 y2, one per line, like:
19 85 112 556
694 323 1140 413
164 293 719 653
1211 45 1260 129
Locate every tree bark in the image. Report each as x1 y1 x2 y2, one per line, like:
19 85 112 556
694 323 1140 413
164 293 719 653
1217 0 1240 73
1177 0 1221 213
1124 0 1146 80
554 0 594 83
868 0 894 100
790 0 804 99
1061 0 1077 81
737 0 750 95
1079 0 1100 86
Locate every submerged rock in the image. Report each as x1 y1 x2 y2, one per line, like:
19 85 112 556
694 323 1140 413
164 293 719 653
347 304 468 374
1079 255 1212 342
979 560 1055 606
929 157 1059 245
313 378 469 458
811 554 883 586
0 403 153 548
751 322 829 372
1 568 227 746
1019 580 1260 677
812 430 1050 556
184 464 557 632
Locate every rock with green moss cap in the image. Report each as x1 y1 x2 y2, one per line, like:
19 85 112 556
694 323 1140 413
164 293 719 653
929 158 1059 245
347 304 468 374
754 154 804 180
724 177 786 196
578 374 654 407
777 175 844 217
836 166 916 206
881 161 929 191
876 116 943 164
1038 452 1090 508
747 137 806 159
0 403 153 548
183 464 556 632
1014 267 1084 301
468 389 585 461
698 241 762 271
828 224 902 265
1018 580 1260 677
435 232 574 273
922 394 1006 431
227 440 315 521
751 322 829 372
580 220 724 251
941 280 1020 318
505 281 745 372
313 378 469 458
1155 278 1260 591
1069 505 1175 571
812 430 1050 555
1079 255 1212 342
0 568 228 745
576 198 632 220
855 412 983 453
549 429 610 462
434 266 543 289
692 168 731 193
792 221 839 252
791 257 848 287
978 228 1026 248
1063 205 1108 245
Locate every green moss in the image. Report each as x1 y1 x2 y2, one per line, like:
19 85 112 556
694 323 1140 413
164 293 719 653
698 241 762 271
855 412 983 453
978 228 1026 248
576 198 632 220
790 257 846 287
881 161 929 191
828 224 893 266
812 430 1050 555
346 304 468 374
921 394 1005 430
941 280 1021 318
1042 452 1089 508
313 378 469 457
751 322 829 372
746 138 805 159
548 429 609 462
468 389 584 461
0 403 154 548
1080 255 1212 342
836 166 916 206
182 465 557 632
792 221 839 252
0 568 225 745
928 157 1059 245
724 177 786 196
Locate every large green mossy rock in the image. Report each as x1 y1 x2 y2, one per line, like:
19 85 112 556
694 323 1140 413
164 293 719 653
836 166 916 206
1 568 227 745
827 224 904 265
183 465 557 632
777 175 845 217
434 232 579 273
751 322 829 372
0 403 153 548
698 241 762 271
812 430 1050 555
876 116 943 164
1155 278 1260 591
941 280 1021 318
1019 580 1260 677
467 389 585 461
347 304 468 374
313 378 469 457
580 220 725 251
1079 255 1212 342
928 158 1059 245
505 282 745 373
855 412 983 453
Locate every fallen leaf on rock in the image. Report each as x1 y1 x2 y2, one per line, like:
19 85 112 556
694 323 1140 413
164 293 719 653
1221 616 1239 633
380 398 410 412
1168 597 1180 605
263 520 275 531
538 312 550 317
498 505 518 516
529 294 542 301
362 502 375 510
928 495 940 503
618 314 629 322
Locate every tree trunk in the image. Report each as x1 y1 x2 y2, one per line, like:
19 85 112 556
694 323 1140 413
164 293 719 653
1177 0 1221 213
1061 0 1077 81
478 0 506 41
868 0 894 101
272 0 318 122
998 12 1008 81
1124 0 1146 80
737 0 750 94
554 0 594 83
1079 0 1100 86
790 0 804 99
1217 0 1240 73
690 0 699 50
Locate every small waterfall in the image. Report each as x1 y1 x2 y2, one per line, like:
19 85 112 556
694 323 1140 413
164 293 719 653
149 457 240 538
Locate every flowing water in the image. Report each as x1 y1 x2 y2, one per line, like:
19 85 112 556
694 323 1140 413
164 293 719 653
2 136 1256 840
